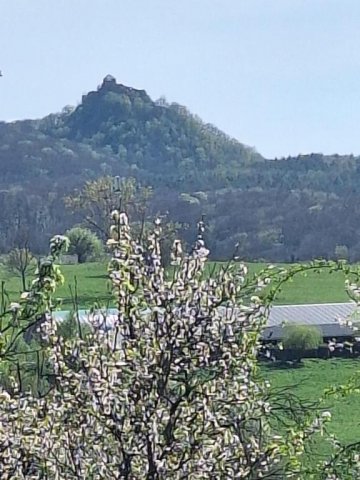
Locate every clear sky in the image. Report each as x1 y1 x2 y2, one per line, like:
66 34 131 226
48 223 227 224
1 0 360 158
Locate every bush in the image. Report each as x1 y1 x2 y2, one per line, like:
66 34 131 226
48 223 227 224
65 226 103 263
283 324 322 350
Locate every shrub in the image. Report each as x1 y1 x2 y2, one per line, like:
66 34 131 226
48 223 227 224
283 324 322 350
65 226 103 263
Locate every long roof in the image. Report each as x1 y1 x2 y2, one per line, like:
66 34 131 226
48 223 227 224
53 302 360 329
261 324 356 342
267 302 359 328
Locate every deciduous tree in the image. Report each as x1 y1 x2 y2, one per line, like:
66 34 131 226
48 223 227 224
65 226 103 263
3 246 36 291
64 176 152 241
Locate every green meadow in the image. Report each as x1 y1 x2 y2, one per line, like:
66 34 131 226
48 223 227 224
0 260 356 308
263 359 360 459
249 262 356 305
1 259 360 452
0 262 111 309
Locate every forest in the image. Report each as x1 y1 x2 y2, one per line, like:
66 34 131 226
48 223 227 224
1 74 360 261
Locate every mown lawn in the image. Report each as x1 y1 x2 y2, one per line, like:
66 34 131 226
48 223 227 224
263 358 360 458
206 261 356 305
0 262 111 308
0 260 357 308
249 262 357 305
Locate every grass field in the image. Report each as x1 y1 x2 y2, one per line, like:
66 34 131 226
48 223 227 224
263 358 360 456
0 260 357 308
233 262 356 305
0 262 111 308
2 260 360 456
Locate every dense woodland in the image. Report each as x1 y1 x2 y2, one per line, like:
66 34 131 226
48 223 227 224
1 74 360 261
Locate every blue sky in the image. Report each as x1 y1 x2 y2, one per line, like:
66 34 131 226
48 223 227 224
1 0 360 158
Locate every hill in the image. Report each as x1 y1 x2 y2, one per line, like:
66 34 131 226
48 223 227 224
1 75 360 261
39 74 263 191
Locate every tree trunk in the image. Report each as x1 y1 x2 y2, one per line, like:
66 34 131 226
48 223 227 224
21 270 26 291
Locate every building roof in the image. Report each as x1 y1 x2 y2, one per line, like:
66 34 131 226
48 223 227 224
267 302 359 328
261 323 355 342
53 309 118 330
52 303 360 338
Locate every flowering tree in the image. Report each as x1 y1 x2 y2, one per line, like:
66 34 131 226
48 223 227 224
0 213 358 478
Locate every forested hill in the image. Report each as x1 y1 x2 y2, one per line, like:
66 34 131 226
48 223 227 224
39 74 263 190
1 74 360 261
